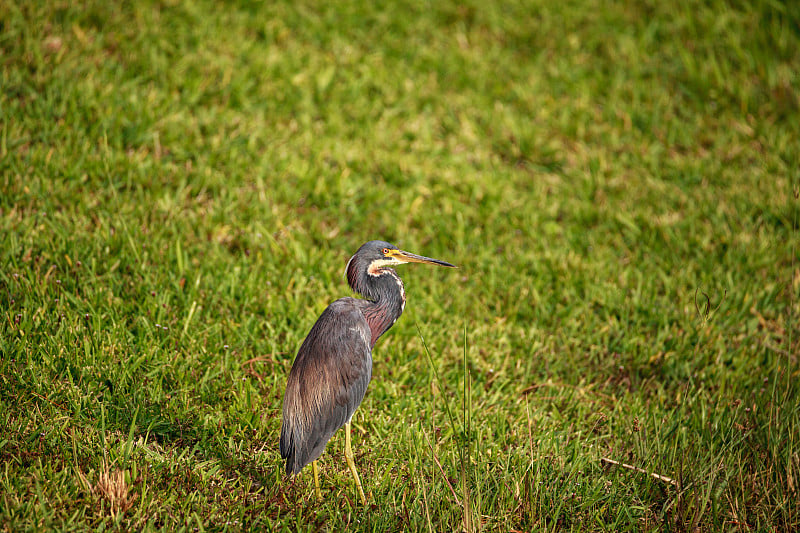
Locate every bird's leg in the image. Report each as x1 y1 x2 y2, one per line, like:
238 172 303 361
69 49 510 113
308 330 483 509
312 460 322 502
344 422 367 505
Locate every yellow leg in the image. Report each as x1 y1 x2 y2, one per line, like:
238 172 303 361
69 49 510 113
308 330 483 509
344 422 367 505
312 460 321 502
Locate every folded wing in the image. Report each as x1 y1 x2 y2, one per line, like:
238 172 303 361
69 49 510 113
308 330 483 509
280 298 373 475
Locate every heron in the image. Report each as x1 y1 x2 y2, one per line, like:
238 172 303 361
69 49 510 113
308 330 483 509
279 240 456 504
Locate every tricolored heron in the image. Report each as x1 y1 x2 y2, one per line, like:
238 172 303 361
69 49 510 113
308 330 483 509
280 240 456 504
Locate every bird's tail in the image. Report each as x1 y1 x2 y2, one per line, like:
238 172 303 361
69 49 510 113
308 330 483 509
279 420 300 475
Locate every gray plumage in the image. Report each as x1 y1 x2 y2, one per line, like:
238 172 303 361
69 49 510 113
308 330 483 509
279 240 455 477
280 298 373 474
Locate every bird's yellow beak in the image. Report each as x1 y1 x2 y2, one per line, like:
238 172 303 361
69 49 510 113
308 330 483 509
388 249 457 268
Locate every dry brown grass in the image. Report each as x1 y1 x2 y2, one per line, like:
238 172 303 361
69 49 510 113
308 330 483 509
78 463 135 519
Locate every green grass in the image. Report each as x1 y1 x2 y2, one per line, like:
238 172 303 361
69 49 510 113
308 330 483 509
1 0 798 530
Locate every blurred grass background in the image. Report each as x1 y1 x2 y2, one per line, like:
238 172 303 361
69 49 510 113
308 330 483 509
1 0 798 530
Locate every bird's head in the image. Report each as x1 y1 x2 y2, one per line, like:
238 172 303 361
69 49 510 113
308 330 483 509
345 240 456 297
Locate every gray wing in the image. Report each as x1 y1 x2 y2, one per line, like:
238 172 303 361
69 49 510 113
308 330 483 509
279 298 373 475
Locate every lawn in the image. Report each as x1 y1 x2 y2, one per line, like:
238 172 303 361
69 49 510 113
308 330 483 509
1 0 798 530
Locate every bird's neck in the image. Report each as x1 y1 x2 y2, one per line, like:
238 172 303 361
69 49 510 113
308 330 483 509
360 271 406 347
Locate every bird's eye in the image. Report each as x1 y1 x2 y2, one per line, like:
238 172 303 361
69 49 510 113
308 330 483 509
382 248 390 255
